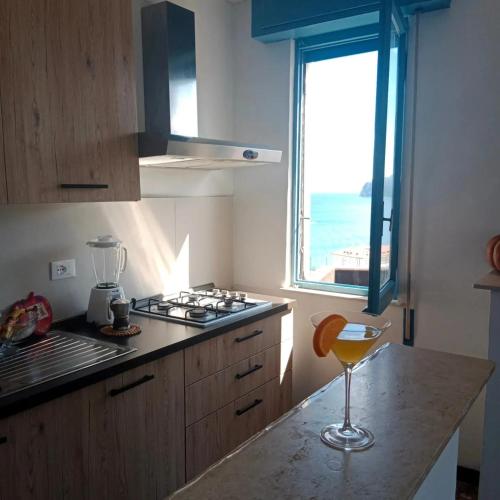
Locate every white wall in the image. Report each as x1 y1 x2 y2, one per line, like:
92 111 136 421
408 0 500 469
0 198 233 321
230 0 499 469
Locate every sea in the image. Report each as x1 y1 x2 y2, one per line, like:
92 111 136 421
310 193 392 271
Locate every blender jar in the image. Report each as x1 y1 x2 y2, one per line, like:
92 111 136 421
86 236 127 289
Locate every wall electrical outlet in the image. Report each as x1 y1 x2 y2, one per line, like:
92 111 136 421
50 259 76 281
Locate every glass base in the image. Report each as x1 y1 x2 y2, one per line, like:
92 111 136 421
320 423 374 451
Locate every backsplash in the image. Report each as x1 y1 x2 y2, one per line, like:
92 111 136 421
0 197 233 321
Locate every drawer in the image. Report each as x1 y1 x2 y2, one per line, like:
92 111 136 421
185 372 293 480
217 344 281 408
217 314 281 368
186 344 283 426
185 373 219 426
186 412 222 481
218 376 281 456
184 312 286 386
185 336 221 386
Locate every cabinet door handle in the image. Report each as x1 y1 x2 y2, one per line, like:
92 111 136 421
60 183 109 189
0 437 7 445
235 364 263 380
109 374 155 397
235 398 263 416
235 329 263 343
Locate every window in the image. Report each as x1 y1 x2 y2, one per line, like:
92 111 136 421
291 4 407 314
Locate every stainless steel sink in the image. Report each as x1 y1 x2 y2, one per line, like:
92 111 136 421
0 330 136 397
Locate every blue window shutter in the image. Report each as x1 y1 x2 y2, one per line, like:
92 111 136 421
366 0 407 314
252 0 451 42
398 0 451 16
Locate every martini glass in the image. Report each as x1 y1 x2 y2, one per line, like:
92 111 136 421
311 311 391 451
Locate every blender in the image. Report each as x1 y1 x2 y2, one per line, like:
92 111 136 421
86 235 127 326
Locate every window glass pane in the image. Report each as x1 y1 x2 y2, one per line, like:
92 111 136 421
380 29 399 287
299 50 378 288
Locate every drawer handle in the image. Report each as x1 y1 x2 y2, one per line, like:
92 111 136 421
235 364 263 380
0 436 6 445
109 374 155 397
235 329 263 343
60 183 109 189
235 398 263 416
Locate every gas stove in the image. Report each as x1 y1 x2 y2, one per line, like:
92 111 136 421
131 285 273 328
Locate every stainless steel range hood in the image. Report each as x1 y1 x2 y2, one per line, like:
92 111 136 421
139 1 282 169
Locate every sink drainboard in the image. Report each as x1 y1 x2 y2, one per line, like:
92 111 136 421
0 331 136 397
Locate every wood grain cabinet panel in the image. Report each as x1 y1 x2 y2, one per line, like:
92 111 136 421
85 351 185 499
0 421 8 500
0 0 60 203
185 412 222 481
0 390 89 500
218 377 281 457
217 344 281 408
184 311 294 480
185 372 293 481
185 336 221 386
217 314 282 368
0 352 185 500
186 344 281 426
0 0 140 203
0 103 7 203
186 372 220 426
184 314 286 389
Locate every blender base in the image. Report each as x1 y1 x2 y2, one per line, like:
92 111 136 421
87 286 125 326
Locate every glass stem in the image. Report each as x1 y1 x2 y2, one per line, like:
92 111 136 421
342 364 353 431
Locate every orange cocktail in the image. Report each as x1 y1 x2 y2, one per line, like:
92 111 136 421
330 324 380 366
312 311 390 451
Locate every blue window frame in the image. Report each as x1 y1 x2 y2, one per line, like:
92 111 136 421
291 1 407 314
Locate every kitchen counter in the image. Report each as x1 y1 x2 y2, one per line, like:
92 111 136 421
171 343 494 500
0 294 293 417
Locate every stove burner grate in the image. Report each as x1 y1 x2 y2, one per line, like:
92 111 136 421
130 288 270 328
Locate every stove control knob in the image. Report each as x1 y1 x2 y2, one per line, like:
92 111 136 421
240 292 248 301
229 291 238 299
221 289 228 297
212 288 220 295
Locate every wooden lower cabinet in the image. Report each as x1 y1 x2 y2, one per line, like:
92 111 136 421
0 101 6 203
184 311 294 481
186 343 282 426
185 412 221 482
186 371 293 481
85 351 185 499
0 351 185 500
0 311 293 497
184 313 284 387
218 376 281 456
0 389 89 500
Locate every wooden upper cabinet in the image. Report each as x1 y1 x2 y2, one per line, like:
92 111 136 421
0 0 140 203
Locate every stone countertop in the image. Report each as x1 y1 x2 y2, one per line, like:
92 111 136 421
171 343 494 500
474 270 500 291
0 293 293 417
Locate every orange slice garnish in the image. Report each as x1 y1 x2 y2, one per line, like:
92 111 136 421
313 314 348 357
